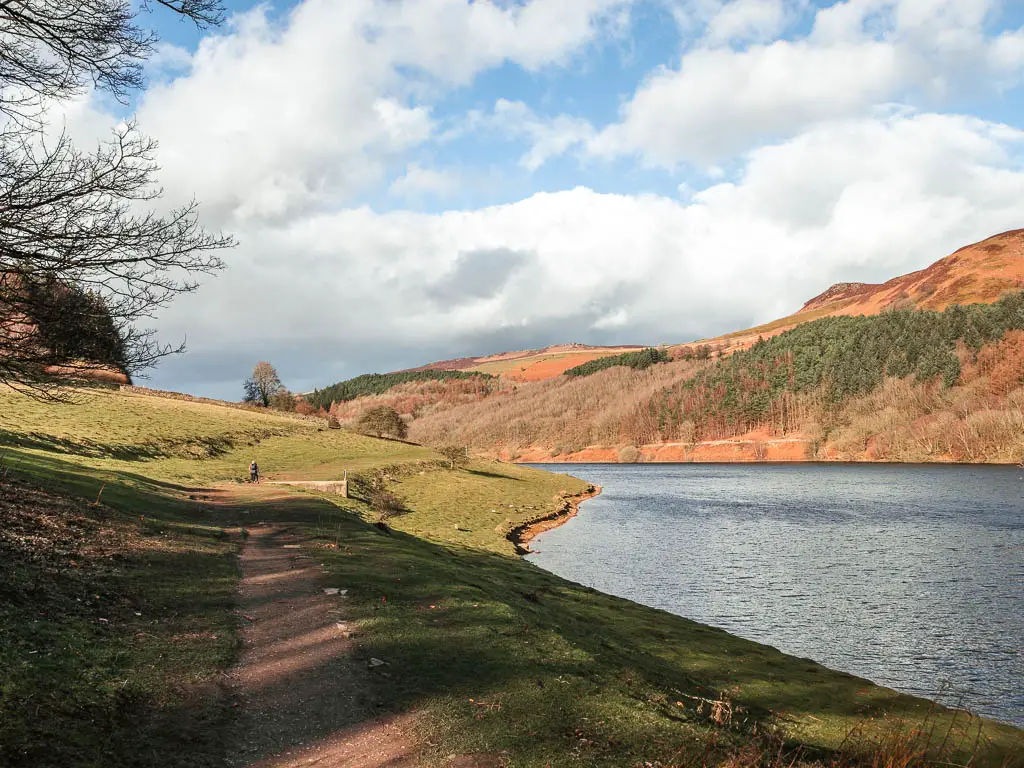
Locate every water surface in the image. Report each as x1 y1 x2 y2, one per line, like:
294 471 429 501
526 463 1024 726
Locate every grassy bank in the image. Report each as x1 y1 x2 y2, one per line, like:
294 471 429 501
0 474 238 767
0 385 1020 766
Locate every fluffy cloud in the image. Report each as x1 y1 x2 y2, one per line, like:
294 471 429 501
136 0 633 224
491 100 597 171
389 163 460 200
151 111 1024 396
704 0 790 45
590 40 901 165
591 0 1021 166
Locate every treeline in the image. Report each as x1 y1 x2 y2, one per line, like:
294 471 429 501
658 291 1024 439
565 348 671 377
2 275 128 379
307 369 493 410
26 279 126 370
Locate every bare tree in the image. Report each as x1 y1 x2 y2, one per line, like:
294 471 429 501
243 361 283 407
437 444 468 469
0 0 233 397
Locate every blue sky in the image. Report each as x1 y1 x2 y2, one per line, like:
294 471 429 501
75 0 1024 398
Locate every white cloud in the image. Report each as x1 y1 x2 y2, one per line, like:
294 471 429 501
990 27 1024 84
151 111 1024 395
492 99 596 171
133 0 633 224
590 40 901 165
389 163 460 199
590 0 1019 166
705 0 790 45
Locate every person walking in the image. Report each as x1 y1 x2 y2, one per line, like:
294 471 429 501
249 460 260 484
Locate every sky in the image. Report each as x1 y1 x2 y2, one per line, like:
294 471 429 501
64 0 1024 398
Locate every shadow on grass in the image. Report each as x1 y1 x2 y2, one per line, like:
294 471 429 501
0 427 234 463
465 468 524 481
0 478 238 768
0 448 235 525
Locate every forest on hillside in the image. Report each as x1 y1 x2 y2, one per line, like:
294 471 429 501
307 369 492 410
657 291 1024 440
564 348 671 377
404 292 1024 462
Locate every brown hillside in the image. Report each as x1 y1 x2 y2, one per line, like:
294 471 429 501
687 229 1024 357
804 228 1024 313
402 343 644 381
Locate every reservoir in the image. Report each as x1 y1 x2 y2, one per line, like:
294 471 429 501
526 463 1024 726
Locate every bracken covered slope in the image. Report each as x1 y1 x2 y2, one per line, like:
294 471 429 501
693 229 1024 357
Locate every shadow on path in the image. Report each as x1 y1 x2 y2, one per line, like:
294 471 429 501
227 522 419 768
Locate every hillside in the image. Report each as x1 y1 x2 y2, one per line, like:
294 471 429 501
5 386 1019 765
323 229 1024 464
687 228 1024 357
404 342 645 381
0 273 132 388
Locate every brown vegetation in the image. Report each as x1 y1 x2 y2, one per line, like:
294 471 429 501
330 376 501 423
682 228 1024 359
409 321 1024 464
409 359 708 456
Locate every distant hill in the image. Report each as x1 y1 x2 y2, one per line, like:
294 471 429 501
686 228 1024 358
403 343 646 381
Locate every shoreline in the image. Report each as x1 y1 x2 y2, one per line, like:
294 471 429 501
516 458 1024 466
507 484 602 555
501 439 1024 465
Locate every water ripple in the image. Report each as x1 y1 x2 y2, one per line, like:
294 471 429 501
527 463 1024 727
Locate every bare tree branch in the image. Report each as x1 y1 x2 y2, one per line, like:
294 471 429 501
0 0 233 396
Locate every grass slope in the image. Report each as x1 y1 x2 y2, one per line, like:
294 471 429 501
0 474 237 767
0 385 1020 766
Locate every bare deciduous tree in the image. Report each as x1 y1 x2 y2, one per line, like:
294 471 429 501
243 361 283 407
0 0 234 397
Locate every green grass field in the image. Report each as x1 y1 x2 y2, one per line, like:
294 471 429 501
1 385 1020 767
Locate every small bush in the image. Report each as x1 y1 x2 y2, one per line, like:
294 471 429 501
368 487 405 521
269 390 296 411
437 444 468 469
617 445 640 463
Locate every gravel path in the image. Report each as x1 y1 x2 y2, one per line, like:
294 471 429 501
227 524 418 767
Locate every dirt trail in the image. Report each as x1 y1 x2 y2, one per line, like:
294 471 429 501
227 522 418 768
